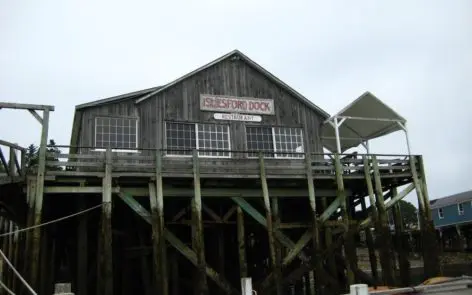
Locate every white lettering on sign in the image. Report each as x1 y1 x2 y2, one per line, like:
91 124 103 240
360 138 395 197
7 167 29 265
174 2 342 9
213 113 262 122
200 94 275 115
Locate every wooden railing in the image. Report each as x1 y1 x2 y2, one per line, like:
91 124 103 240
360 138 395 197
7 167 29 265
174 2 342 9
0 140 26 180
44 147 415 179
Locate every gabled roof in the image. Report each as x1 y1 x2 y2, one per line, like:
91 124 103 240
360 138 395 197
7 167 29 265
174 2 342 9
430 190 472 209
75 86 162 110
134 49 330 118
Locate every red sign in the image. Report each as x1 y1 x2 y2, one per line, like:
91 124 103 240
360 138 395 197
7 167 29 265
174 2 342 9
200 94 275 115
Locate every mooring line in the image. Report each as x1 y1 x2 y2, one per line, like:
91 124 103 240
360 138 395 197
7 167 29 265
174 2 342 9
0 202 110 238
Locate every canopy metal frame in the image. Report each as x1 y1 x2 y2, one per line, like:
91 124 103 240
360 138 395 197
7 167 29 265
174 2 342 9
322 92 411 155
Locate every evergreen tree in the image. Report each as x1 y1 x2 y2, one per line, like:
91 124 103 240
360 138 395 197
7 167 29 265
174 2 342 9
46 139 63 171
25 144 39 169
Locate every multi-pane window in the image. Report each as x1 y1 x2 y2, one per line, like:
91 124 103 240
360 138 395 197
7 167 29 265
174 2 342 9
438 208 444 219
165 122 230 157
458 203 464 216
246 126 274 158
95 117 138 149
246 126 304 158
165 122 196 156
197 123 230 157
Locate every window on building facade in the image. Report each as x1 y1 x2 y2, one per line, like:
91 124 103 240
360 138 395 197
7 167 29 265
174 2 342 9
246 126 304 158
438 208 444 219
165 122 230 157
95 117 138 150
458 203 464 216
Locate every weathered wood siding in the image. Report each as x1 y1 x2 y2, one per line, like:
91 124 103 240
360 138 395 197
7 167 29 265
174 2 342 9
76 55 326 159
138 56 325 154
77 99 139 151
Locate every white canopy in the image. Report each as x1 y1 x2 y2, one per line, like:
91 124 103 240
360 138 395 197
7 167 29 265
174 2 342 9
321 91 408 153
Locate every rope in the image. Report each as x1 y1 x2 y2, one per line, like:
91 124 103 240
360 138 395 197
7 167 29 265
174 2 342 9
0 248 36 295
0 280 15 295
0 202 108 238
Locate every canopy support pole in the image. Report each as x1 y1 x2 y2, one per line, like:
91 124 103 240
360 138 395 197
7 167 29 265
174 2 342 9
361 141 370 153
397 122 411 155
329 117 346 154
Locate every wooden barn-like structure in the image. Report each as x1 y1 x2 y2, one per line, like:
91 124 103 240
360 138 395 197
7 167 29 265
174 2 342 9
0 50 440 295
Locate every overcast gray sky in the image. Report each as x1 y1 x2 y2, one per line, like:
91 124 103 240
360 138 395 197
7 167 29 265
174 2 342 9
1 0 471 204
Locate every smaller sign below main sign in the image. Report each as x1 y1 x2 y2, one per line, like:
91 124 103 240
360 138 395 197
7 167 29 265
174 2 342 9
213 113 262 122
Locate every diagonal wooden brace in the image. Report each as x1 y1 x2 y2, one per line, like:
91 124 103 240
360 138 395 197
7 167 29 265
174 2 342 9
231 197 310 263
118 193 238 295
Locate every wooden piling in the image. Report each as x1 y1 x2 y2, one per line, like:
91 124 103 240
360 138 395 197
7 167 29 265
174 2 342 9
150 150 168 295
391 187 410 286
77 196 88 295
259 153 283 295
236 206 247 279
305 153 322 293
371 156 395 286
412 155 440 279
98 148 113 295
333 154 354 287
192 150 208 295
31 108 49 291
359 197 378 284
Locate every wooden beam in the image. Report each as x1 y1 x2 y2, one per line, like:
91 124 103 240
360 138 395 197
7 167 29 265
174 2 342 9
27 109 43 124
0 140 26 152
43 186 346 197
222 206 237 222
30 108 50 291
0 102 55 111
117 192 238 295
359 183 415 229
192 150 208 295
231 197 310 263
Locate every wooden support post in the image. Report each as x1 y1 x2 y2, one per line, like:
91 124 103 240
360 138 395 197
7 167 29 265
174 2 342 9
391 188 410 286
192 150 208 295
150 150 168 295
371 156 395 286
236 206 247 279
321 196 337 291
271 197 283 291
30 108 49 291
334 154 354 287
359 197 378 285
259 153 282 295
77 196 88 295
98 148 113 295
305 153 322 294
170 250 179 295
412 155 440 279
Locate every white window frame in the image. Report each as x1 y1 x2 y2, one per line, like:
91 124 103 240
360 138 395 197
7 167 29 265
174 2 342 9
458 203 464 216
93 116 139 153
246 126 305 159
164 122 231 159
438 208 444 219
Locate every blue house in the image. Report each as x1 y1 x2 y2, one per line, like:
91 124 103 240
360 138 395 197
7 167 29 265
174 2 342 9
430 190 472 229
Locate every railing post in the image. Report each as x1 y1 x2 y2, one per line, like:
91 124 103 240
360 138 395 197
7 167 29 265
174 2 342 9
8 147 15 177
20 149 26 176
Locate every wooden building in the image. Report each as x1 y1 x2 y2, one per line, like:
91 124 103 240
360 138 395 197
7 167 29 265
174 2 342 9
0 50 440 295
